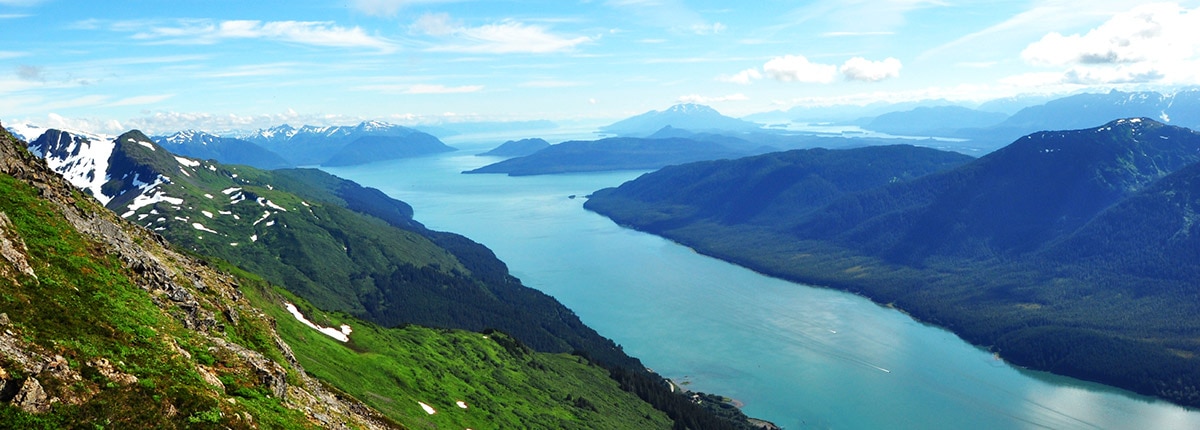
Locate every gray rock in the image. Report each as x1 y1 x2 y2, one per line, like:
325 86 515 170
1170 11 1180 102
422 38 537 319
13 377 49 413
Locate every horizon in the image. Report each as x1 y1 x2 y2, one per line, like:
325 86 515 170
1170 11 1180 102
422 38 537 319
3 1 1200 135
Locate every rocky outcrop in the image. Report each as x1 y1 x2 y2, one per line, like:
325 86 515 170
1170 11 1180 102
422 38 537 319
0 122 400 428
0 213 35 279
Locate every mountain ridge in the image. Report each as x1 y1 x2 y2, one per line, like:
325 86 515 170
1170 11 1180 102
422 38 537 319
585 118 1200 407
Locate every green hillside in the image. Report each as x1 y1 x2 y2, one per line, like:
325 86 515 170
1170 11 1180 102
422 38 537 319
585 119 1200 407
103 131 636 369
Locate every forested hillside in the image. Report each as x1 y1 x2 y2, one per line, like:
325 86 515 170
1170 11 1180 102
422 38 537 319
586 118 1200 407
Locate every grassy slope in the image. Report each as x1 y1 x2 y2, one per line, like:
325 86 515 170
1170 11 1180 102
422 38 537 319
0 128 673 429
238 271 672 430
0 172 316 429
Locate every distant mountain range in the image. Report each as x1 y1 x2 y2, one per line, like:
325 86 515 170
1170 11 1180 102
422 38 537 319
27 128 637 370
243 120 456 166
849 90 1200 150
0 124 762 429
477 138 550 157
586 118 1200 408
464 136 755 176
600 103 762 136
154 129 290 169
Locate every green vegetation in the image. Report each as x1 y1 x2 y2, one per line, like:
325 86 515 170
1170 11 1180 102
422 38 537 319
242 283 673 429
585 120 1200 408
0 171 315 428
102 131 636 370
22 127 767 429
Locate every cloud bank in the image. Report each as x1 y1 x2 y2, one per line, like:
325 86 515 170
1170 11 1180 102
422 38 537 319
724 55 903 84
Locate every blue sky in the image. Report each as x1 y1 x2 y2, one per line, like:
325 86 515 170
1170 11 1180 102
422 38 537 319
2 0 1199 134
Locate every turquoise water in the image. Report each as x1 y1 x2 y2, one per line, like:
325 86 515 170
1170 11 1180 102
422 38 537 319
326 148 1200 430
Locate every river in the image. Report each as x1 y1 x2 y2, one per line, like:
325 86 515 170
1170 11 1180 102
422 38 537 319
325 141 1200 429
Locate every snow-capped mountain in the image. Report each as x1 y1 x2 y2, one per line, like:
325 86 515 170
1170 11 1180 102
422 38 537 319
154 129 290 169
26 129 119 204
243 120 454 166
599 103 763 137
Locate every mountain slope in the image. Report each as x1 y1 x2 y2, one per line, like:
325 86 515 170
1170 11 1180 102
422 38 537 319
798 118 1200 262
244 121 455 166
154 130 290 169
477 138 551 157
860 106 1007 136
32 129 638 369
465 136 749 176
600 104 762 136
0 124 396 428
585 118 1200 407
959 90 1200 148
24 127 761 429
0 125 685 429
586 145 973 230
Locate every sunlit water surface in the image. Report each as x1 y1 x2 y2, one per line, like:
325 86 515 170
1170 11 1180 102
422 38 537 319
326 141 1200 429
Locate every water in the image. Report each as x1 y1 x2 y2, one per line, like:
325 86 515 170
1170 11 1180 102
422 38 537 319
325 147 1200 429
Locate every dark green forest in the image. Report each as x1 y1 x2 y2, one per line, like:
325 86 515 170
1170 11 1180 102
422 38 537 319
586 118 1200 408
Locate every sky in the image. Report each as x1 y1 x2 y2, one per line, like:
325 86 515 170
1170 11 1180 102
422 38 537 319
3 0 1200 134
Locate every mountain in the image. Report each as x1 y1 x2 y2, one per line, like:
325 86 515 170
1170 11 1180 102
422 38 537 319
244 121 455 166
859 106 1008 137
0 124 691 429
798 118 1200 262
587 145 973 229
23 128 761 429
0 124 397 428
600 104 762 136
585 118 1200 408
464 136 750 176
31 128 636 367
154 129 290 169
477 138 551 157
960 90 1200 148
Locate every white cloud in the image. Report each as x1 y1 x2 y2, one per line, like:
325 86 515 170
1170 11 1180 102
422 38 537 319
125 19 395 52
839 57 902 82
762 55 838 83
519 80 583 88
606 0 724 35
411 13 591 54
1020 3 1200 85
677 93 748 104
107 94 175 107
15 64 44 81
1023 3 1198 66
786 0 948 34
350 83 484 94
350 0 456 16
719 68 763 85
691 22 727 35
405 84 484 94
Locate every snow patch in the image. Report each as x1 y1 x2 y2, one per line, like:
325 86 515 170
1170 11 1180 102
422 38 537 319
121 181 184 217
34 132 118 205
192 223 219 234
256 197 288 211
250 234 258 242
201 211 214 218
128 138 156 151
204 193 214 199
456 401 468 409
221 187 242 195
418 402 436 415
174 156 200 167
284 302 350 342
